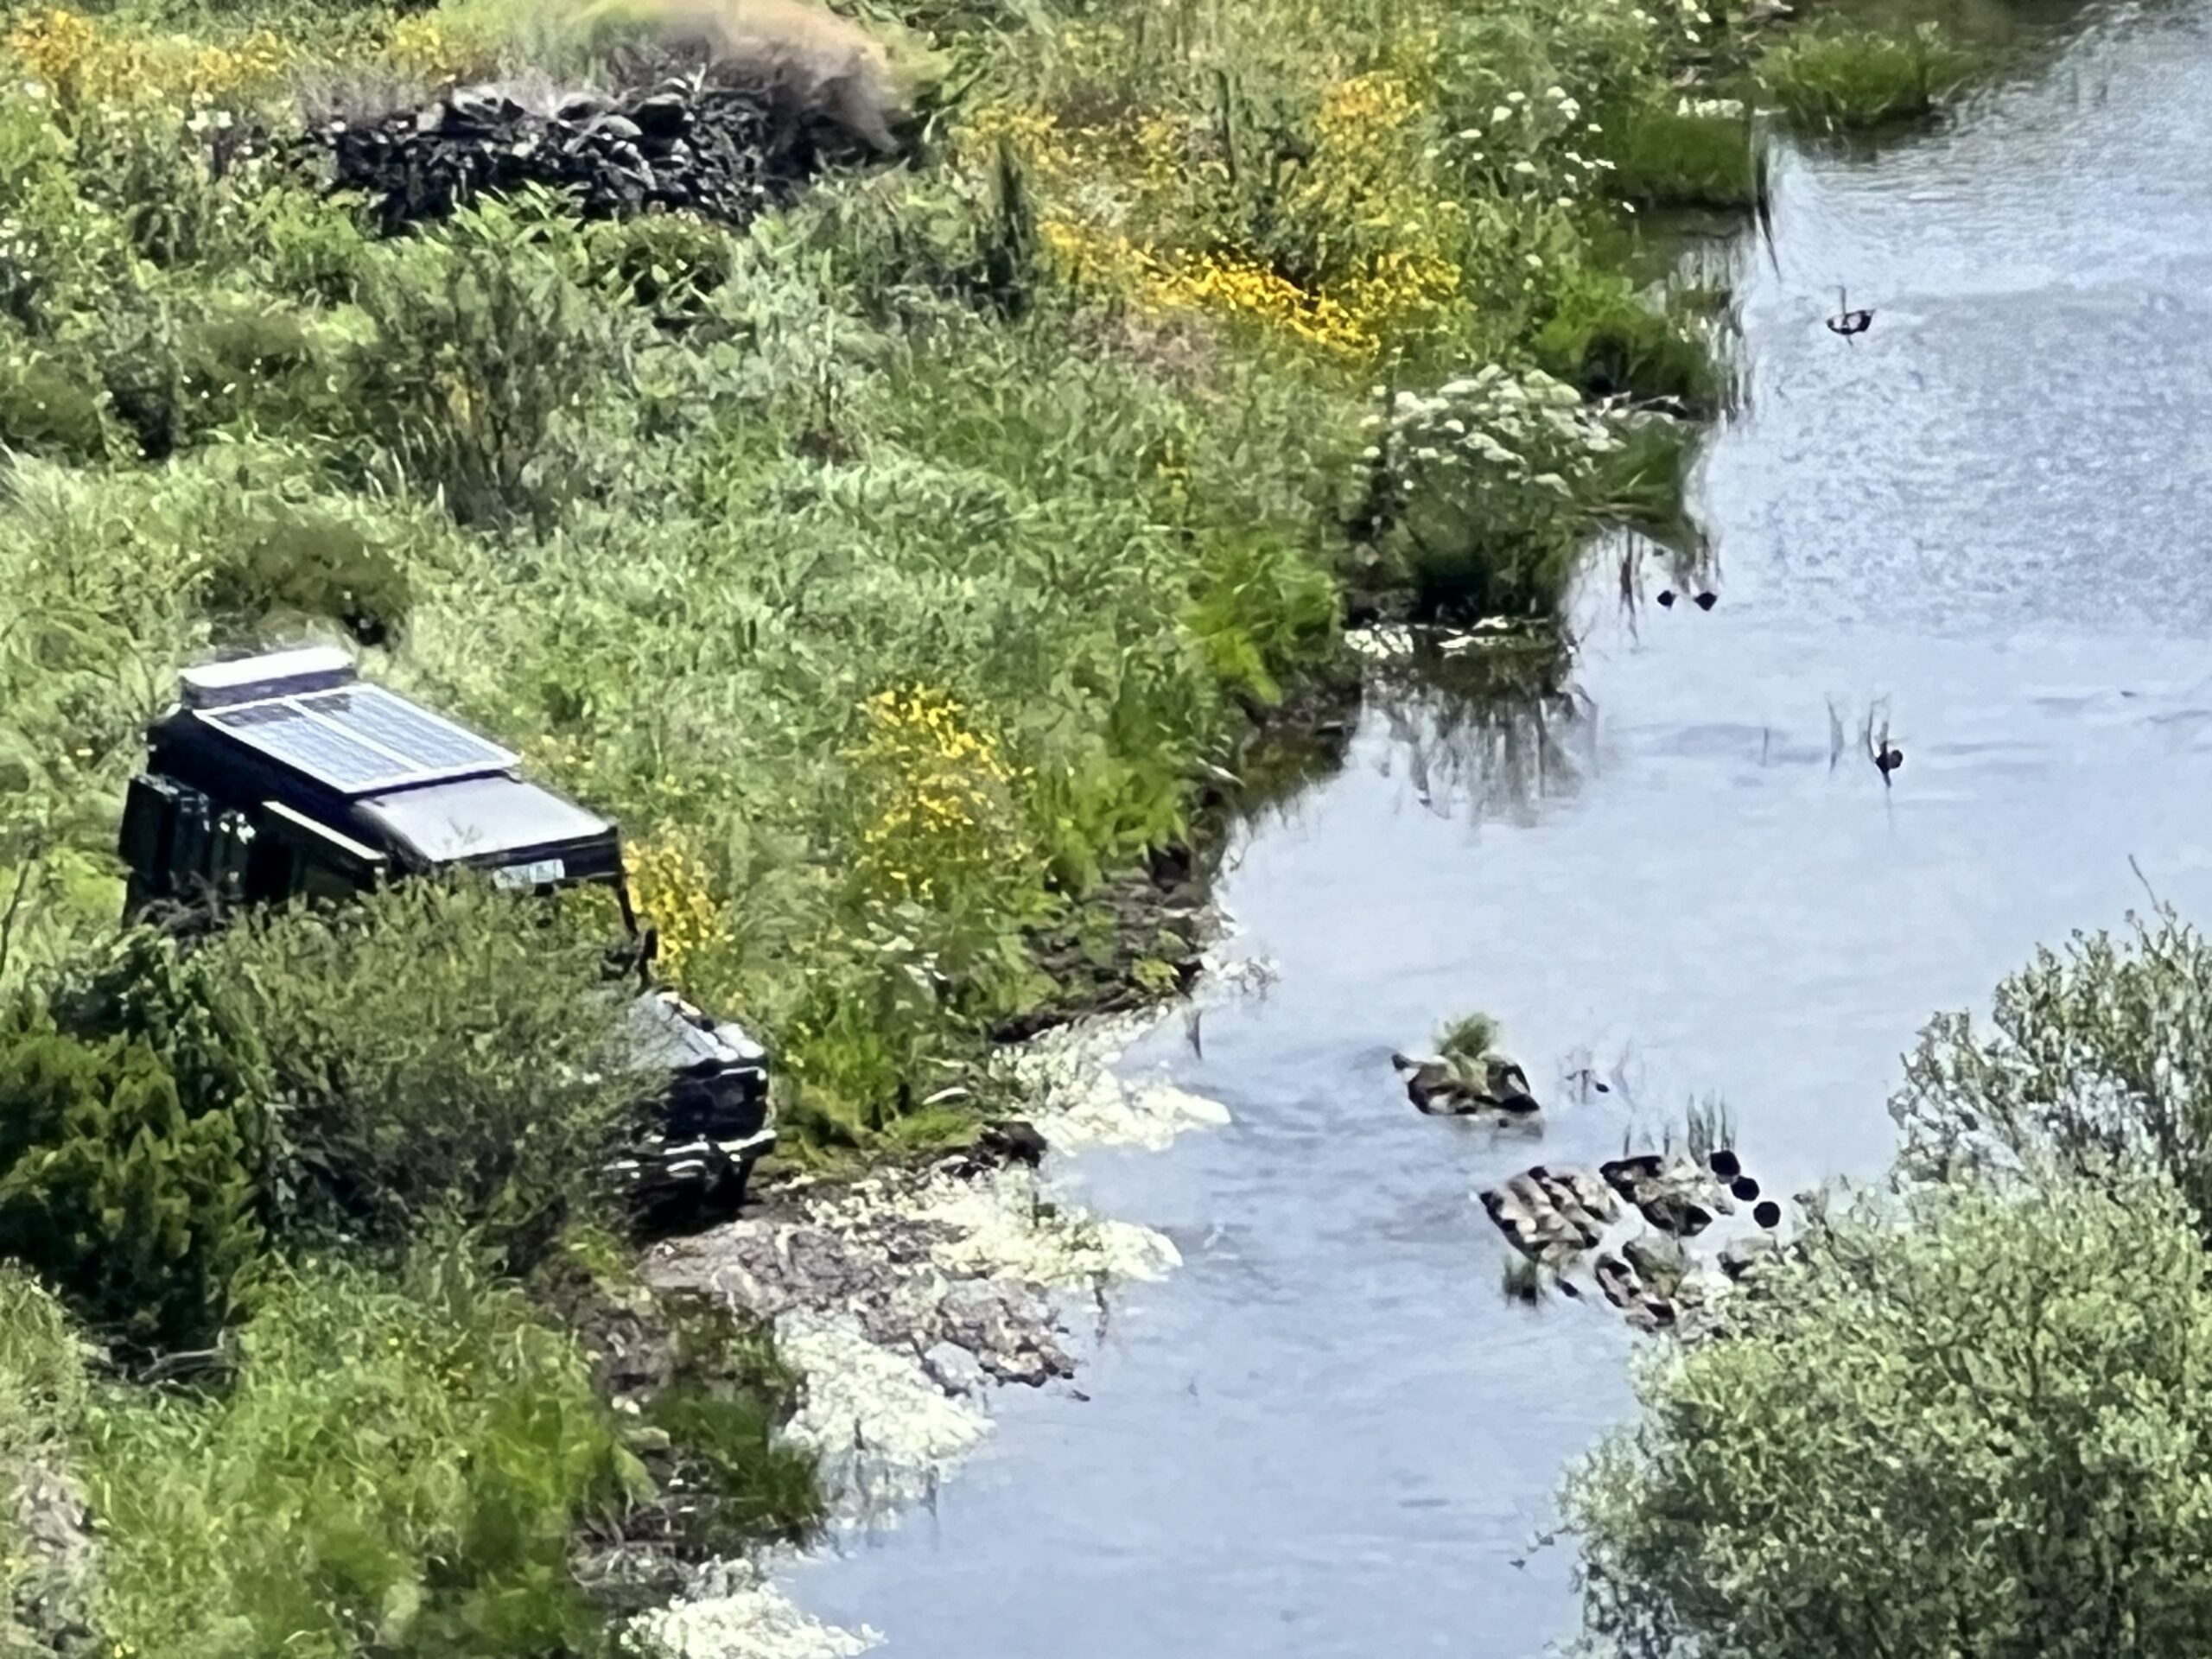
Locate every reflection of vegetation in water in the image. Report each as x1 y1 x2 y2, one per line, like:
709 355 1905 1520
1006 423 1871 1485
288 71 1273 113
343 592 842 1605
1499 1254 1549 1305
1368 647 1592 823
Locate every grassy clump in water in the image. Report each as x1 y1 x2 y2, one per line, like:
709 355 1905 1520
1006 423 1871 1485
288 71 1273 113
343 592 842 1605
1683 1094 1738 1166
1758 24 1974 132
1438 1012 1503 1065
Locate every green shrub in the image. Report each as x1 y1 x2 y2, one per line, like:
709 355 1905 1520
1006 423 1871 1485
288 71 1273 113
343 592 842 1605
1534 268 1717 412
1598 101 1757 208
202 512 415 646
1758 24 1972 132
1891 906 2212 1236
0 348 107 459
46 927 275 1178
347 198 621 529
0 1005 262 1354
85 1240 641 1659
587 211 739 324
1372 365 1634 623
1565 1177 2212 1658
205 881 647 1263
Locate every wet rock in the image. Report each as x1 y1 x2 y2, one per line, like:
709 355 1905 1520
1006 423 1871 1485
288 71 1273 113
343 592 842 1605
1548 1165 1622 1224
1622 1235 1689 1300
976 1119 1049 1168
1640 1191 1714 1238
1510 1171 1602 1252
1395 1052 1541 1119
1602 1154 1723 1237
1592 1250 1644 1313
1531 1166 1611 1239
1600 1153 1667 1201
1720 1233 1781 1280
937 1280 1072 1387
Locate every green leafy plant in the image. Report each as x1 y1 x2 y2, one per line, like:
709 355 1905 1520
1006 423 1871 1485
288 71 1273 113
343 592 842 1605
1595 99 1757 208
346 198 620 529
1891 905 2212 1236
205 880 647 1265
85 1238 643 1659
202 512 414 646
1758 24 1972 133
1565 1176 2212 1658
0 1005 262 1354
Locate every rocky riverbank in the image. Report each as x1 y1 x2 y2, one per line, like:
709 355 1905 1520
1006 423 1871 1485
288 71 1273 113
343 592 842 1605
627 960 1256 1656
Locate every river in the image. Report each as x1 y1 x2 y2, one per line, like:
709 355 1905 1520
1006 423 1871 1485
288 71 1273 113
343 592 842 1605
785 3 2212 1650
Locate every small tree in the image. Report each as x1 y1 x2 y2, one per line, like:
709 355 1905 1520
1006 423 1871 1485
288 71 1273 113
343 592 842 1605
1564 1178 2212 1659
0 1010 262 1354
1891 905 2212 1234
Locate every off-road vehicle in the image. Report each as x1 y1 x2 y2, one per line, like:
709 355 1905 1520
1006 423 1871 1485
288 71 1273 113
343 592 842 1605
117 644 773 1228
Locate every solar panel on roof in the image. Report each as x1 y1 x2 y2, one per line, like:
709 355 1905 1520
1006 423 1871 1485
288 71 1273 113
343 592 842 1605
208 701 401 791
202 684 518 797
297 687 515 777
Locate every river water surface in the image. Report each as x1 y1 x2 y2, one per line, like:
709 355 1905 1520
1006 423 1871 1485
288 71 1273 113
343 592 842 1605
790 4 2212 1650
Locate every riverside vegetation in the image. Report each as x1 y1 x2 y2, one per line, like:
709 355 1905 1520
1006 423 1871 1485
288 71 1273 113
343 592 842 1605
0 0 1993 1648
1566 910 2212 1656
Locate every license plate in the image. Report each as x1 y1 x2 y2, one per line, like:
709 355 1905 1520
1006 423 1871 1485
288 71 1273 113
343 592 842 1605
493 857 565 890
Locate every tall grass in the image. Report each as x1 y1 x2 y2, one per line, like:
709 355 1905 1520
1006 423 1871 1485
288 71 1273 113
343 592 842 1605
1758 25 1973 132
1683 1094 1737 1166
83 1242 637 1659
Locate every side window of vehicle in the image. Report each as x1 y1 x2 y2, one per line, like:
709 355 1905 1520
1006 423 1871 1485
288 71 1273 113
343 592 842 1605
256 801 385 906
296 855 362 904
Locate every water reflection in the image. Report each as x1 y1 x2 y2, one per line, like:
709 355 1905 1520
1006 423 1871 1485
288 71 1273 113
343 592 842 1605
1366 668 1592 824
